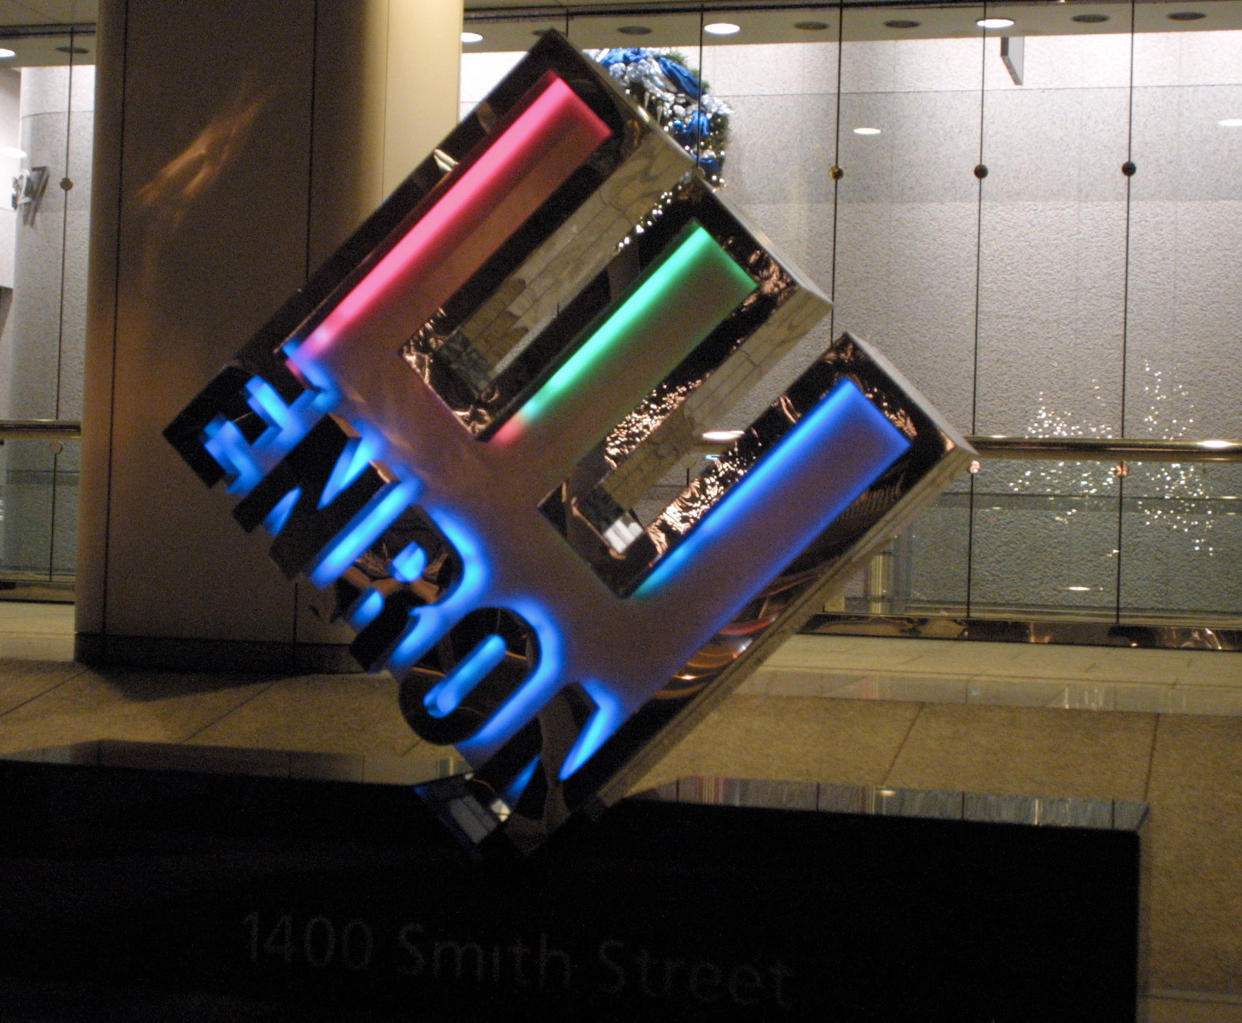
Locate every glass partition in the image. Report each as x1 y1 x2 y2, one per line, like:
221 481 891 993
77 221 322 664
14 5 1241 636
0 27 93 599
457 1 1242 638
1120 460 1242 619
0 434 79 588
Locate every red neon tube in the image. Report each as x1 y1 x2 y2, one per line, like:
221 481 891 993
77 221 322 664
300 73 612 363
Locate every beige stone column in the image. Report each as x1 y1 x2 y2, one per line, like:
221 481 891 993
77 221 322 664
77 0 462 669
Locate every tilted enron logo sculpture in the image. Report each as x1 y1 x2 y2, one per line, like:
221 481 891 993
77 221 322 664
166 32 972 854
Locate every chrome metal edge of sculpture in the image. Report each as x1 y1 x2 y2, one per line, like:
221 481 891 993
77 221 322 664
165 30 974 855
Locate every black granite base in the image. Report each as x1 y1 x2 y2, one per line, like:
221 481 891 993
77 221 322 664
0 757 1141 1021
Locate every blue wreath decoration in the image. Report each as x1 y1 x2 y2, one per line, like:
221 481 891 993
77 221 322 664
591 48 731 184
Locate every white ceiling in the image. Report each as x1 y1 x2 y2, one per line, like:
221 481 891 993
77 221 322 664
0 1 1238 64
464 1 1242 50
0 0 92 28
0 0 93 66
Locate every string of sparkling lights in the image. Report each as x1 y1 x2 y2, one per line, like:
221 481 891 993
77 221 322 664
1004 361 1225 556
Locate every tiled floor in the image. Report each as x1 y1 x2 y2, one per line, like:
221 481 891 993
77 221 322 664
3 600 1242 1018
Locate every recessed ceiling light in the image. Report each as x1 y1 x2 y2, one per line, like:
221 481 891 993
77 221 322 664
1071 13 1110 24
56 45 88 54
0 48 14 59
794 20 830 32
1219 118 1242 127
853 127 882 136
704 22 741 36
1167 10 1206 20
460 31 483 44
618 24 652 36
702 429 745 443
977 17 1016 30
885 19 921 29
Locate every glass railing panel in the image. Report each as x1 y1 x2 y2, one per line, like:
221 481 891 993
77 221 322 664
0 435 78 586
1119 459 1242 620
966 458 1121 618
891 487 972 616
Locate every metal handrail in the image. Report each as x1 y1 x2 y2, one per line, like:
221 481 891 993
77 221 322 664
2 422 1237 463
967 435 1242 464
0 419 82 440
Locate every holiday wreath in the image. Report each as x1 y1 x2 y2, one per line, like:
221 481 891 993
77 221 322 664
590 47 731 184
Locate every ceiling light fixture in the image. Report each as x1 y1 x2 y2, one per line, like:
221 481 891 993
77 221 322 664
704 22 741 36
618 25 652 36
460 31 483 44
853 127 882 136
0 146 25 159
702 429 745 443
1167 10 1206 20
977 17 1016 30
885 19 921 29
794 21 830 32
1220 118 1242 128
0 48 14 59
1072 13 1110 23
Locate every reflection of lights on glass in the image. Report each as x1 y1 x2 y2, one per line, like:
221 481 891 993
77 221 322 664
853 127 882 136
702 429 744 443
1202 439 1234 449
977 17 1016 29
704 22 741 36
295 73 610 365
461 31 483 44
1219 118 1242 128
496 224 755 441
635 380 910 599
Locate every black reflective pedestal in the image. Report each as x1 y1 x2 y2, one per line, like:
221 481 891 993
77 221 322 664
0 753 1142 1021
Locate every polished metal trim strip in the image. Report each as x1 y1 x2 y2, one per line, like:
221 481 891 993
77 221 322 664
803 612 1241 651
0 420 83 440
967 435 1242 463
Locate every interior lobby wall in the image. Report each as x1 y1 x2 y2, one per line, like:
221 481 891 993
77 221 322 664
461 18 1242 623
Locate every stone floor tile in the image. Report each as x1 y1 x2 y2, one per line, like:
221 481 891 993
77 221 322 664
1144 715 1242 995
634 695 922 792
0 658 88 714
884 703 1156 802
188 673 415 755
0 667 275 753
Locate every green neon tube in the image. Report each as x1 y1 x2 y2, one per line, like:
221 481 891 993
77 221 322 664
500 223 756 438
